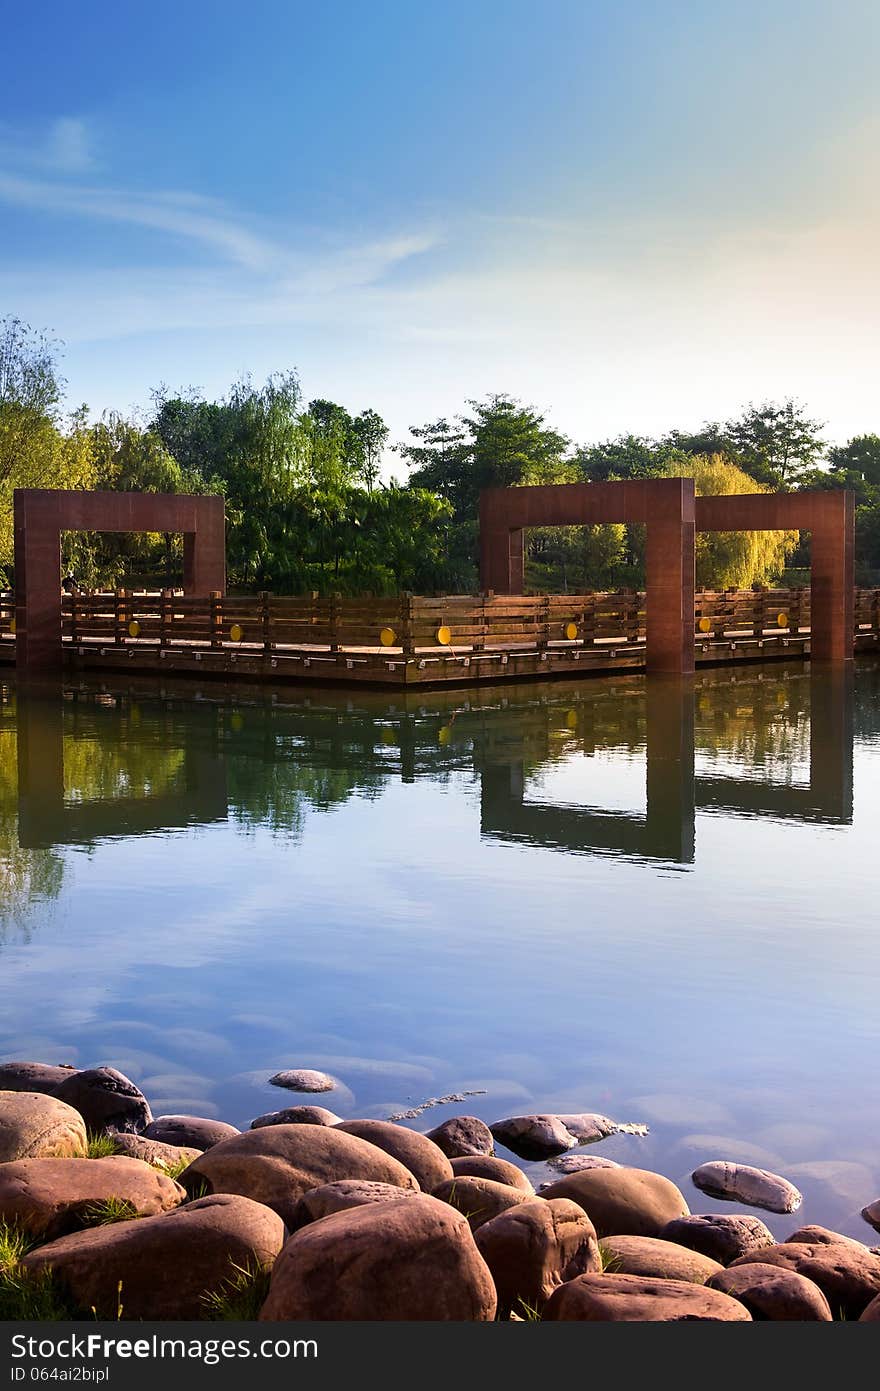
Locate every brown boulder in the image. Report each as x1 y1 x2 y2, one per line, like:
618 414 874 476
860 1293 880 1321
660 1214 775 1266
143 1115 240 1150
427 1116 494 1159
788 1224 870 1250
0 1091 87 1161
475 1197 599 1313
181 1124 418 1225
23 1193 285 1319
489 1115 577 1160
450 1156 534 1192
109 1133 202 1172
540 1166 689 1237
731 1242 880 1319
710 1263 832 1320
251 1106 340 1129
601 1234 722 1284
55 1068 151 1136
0 1063 77 1095
259 1194 496 1320
544 1272 751 1321
691 1160 802 1214
269 1069 336 1092
0 1156 184 1239
432 1176 533 1231
861 1201 880 1235
335 1120 452 1192
291 1179 419 1229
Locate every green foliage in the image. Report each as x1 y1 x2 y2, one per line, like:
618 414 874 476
85 1132 119 1158
0 1221 74 1321
201 1261 272 1320
78 1197 139 1228
723 398 826 487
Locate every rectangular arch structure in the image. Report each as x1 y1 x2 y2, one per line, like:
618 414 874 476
480 478 696 673
480 480 855 672
695 489 854 663
14 488 225 670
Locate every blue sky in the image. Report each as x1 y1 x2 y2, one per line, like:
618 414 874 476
1 0 878 460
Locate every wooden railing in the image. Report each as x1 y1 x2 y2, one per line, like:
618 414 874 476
9 585 869 656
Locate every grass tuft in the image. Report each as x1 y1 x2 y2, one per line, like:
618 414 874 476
0 1221 75 1321
85 1132 118 1159
597 1240 622 1273
78 1197 139 1228
201 1261 272 1321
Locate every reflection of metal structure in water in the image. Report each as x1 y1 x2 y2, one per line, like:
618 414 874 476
479 670 853 865
16 688 228 849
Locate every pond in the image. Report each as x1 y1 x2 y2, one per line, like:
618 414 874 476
1 659 878 1239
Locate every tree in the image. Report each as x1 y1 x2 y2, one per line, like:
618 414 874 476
0 317 64 419
664 454 798 587
827 434 880 489
351 408 388 493
724 399 825 487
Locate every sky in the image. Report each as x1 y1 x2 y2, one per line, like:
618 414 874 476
1 0 878 465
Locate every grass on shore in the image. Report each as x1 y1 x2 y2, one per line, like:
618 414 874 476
201 1261 272 1320
0 1222 75 1321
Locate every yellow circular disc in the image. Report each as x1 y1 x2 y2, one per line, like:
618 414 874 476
435 625 452 646
698 616 712 633
8 617 15 635
438 725 451 745
776 612 788 628
230 712 244 733
379 627 396 647
564 621 578 641
230 623 243 642
127 620 140 638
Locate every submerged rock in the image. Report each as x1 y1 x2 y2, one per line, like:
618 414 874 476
691 1161 802 1214
269 1069 337 1093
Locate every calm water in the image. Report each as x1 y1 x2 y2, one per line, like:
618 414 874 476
1 660 878 1238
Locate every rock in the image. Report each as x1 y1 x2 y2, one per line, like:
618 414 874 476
180 1124 418 1225
555 1113 648 1142
143 1116 240 1150
730 1242 880 1319
450 1156 534 1192
547 1154 622 1174
543 1272 751 1321
0 1092 87 1161
785 1159 873 1210
108 1133 202 1172
691 1161 802 1214
335 1120 452 1192
860 1293 880 1321
601 1235 722 1284
269 1069 336 1093
710 1263 832 1320
673 1133 783 1169
661 1214 775 1266
259 1194 496 1321
432 1176 533 1231
788 1224 870 1250
291 1179 419 1229
54 1068 151 1136
0 1062 77 1095
426 1116 494 1159
0 1156 184 1239
862 1201 880 1235
540 1166 689 1238
475 1197 600 1313
490 1115 578 1160
251 1106 340 1129
24 1194 284 1320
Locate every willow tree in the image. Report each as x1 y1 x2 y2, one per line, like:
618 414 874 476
663 453 797 588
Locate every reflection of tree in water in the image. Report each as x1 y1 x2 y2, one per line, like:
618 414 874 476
63 733 186 803
224 748 389 836
0 722 63 943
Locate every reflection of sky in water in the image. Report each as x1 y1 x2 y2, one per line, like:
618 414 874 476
0 661 879 1239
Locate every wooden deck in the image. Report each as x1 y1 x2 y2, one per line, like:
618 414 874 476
0 588 877 687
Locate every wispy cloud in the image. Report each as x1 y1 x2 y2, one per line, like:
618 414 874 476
45 117 94 173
